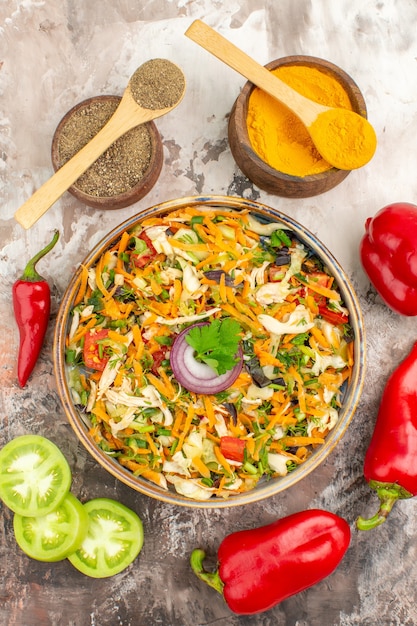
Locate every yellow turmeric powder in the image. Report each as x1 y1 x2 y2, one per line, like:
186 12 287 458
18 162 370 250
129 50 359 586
309 108 377 170
247 65 354 177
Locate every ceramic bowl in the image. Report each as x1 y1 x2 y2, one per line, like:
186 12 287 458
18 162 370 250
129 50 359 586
51 95 164 210
228 56 368 198
54 195 365 508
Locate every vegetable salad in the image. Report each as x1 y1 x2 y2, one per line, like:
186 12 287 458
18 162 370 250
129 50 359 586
66 207 354 500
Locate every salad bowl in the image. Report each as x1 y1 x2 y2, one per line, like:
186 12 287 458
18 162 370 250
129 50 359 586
54 195 365 508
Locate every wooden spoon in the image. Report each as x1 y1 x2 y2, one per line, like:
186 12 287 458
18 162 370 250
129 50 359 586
185 20 376 171
14 59 186 229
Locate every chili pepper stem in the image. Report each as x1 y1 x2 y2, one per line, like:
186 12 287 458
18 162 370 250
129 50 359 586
356 481 413 531
190 549 224 595
20 230 59 282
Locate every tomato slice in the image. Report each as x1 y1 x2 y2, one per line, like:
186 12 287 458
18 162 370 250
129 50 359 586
83 328 110 371
13 492 88 562
67 498 144 578
131 232 157 268
0 435 72 517
220 436 246 463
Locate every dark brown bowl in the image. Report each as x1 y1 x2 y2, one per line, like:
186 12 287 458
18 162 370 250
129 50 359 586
51 95 164 210
228 55 368 198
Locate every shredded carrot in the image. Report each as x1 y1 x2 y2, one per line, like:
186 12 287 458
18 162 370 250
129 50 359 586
107 329 130 344
71 317 97 345
289 366 307 414
281 435 325 447
173 278 182 302
192 456 211 479
146 372 171 399
310 326 331 349
176 405 195 453
73 265 89 306
214 445 233 475
219 272 227 302
203 396 216 429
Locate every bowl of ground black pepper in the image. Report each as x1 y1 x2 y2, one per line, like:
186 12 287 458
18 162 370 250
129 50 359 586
228 56 369 198
51 94 164 210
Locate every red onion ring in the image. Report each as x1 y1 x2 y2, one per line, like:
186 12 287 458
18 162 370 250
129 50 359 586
170 322 243 394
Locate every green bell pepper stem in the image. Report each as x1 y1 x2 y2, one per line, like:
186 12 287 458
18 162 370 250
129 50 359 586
20 230 59 282
190 549 224 595
356 480 413 531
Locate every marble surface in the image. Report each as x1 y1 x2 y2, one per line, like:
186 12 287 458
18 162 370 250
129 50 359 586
1 1 417 624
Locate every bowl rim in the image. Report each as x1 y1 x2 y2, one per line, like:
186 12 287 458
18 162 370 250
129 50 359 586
51 94 164 210
54 194 366 508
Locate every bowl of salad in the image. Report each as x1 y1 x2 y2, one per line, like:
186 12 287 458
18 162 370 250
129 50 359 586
54 195 365 508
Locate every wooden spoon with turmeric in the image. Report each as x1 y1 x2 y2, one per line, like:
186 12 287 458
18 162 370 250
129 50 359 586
15 59 186 229
185 20 376 171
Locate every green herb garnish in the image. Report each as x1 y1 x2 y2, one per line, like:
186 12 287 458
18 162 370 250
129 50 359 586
185 318 242 375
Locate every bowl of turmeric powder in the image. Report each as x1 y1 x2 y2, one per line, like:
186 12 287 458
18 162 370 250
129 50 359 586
228 56 369 198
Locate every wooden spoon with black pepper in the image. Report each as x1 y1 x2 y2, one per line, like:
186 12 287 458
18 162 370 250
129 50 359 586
15 59 186 229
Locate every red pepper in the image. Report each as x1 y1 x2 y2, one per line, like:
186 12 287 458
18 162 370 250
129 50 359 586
357 341 417 530
13 231 59 387
360 202 417 315
190 509 350 615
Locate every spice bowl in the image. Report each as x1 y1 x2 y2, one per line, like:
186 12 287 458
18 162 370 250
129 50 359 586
54 195 366 509
228 56 368 198
51 95 164 210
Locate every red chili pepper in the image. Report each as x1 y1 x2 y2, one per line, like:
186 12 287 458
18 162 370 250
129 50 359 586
190 509 350 615
13 231 59 387
357 341 417 530
360 202 417 315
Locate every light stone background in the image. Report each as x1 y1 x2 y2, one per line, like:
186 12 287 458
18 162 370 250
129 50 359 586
1 1 417 625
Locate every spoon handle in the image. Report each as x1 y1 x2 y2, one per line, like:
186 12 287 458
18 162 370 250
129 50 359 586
14 93 156 229
185 20 326 126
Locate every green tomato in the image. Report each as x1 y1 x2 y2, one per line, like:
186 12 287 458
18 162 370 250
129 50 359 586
0 435 72 516
68 498 144 578
13 492 88 562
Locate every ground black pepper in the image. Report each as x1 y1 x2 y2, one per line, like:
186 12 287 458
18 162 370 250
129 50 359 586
129 58 185 110
56 98 153 197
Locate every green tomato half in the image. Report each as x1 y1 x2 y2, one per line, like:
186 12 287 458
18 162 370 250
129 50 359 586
68 498 144 578
13 492 88 562
0 435 72 516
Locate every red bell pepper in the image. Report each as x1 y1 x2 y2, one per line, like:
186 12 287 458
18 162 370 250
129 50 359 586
190 509 351 615
13 231 59 387
360 202 417 315
357 341 417 530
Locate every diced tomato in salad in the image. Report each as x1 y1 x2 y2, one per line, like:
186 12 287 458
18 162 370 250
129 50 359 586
151 346 169 375
131 232 157 268
220 436 246 463
83 329 110 371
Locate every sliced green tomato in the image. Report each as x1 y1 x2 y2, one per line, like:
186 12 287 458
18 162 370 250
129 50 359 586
68 498 144 578
13 492 88 562
0 435 72 516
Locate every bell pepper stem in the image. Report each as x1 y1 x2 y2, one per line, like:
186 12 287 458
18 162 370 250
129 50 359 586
356 481 413 531
190 549 224 595
21 230 60 282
